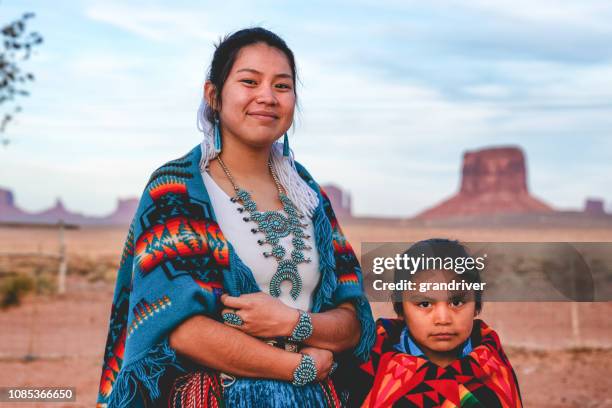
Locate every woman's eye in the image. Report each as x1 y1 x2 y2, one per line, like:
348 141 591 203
275 83 292 90
417 301 431 308
240 79 257 85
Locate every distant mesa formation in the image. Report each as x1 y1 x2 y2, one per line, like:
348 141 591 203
0 182 354 226
584 198 605 216
321 184 352 219
417 146 554 219
1 145 609 226
0 187 138 226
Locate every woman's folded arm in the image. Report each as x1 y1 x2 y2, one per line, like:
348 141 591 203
303 302 360 353
220 293 360 354
169 314 302 381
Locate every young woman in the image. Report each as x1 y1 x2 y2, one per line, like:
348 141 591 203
97 27 374 408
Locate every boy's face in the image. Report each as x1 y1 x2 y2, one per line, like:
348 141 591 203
401 269 476 360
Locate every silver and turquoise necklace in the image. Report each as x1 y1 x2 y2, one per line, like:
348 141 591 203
216 156 312 300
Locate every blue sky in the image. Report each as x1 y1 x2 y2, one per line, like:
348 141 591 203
2 0 612 217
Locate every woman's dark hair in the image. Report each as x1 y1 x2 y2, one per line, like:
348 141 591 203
204 27 298 125
393 238 483 316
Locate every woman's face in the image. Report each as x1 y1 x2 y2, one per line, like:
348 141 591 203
210 42 296 150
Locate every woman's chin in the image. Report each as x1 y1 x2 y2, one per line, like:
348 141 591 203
242 137 281 150
235 132 283 149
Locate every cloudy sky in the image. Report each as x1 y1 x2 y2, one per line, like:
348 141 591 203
2 0 611 217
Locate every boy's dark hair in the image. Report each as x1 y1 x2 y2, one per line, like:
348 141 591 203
393 238 483 316
204 27 298 125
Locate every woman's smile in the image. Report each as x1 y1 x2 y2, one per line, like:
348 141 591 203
247 110 279 122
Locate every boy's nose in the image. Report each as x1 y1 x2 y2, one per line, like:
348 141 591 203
432 304 452 325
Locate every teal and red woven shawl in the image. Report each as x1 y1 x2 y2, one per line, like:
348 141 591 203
96 144 375 407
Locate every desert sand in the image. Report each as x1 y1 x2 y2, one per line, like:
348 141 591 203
1 223 611 407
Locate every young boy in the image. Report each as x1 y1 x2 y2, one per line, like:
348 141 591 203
350 239 522 407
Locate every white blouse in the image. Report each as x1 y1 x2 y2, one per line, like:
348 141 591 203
201 170 321 311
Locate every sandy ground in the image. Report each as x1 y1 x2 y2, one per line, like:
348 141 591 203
1 224 611 407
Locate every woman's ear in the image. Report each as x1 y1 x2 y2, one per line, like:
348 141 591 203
204 81 218 111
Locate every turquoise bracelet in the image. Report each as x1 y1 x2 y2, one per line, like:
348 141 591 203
289 310 313 342
292 354 317 386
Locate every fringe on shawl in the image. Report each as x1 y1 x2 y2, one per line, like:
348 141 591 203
352 295 376 362
311 203 337 313
170 371 223 408
224 248 260 296
105 246 259 408
223 378 340 408
107 339 184 408
310 196 375 362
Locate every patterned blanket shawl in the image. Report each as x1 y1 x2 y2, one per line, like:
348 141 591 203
349 319 522 408
96 144 375 407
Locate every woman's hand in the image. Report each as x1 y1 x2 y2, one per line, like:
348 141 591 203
221 292 300 338
169 314 305 382
300 347 334 382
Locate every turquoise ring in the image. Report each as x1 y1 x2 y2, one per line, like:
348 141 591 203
222 312 243 326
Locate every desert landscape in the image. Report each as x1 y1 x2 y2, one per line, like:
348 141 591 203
1 144 611 407
3 1 612 405
1 222 611 408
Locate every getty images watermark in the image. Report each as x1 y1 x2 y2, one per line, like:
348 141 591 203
370 252 487 293
362 242 612 302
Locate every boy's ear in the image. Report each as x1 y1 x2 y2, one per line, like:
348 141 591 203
393 301 404 317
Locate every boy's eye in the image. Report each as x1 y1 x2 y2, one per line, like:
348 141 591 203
450 299 465 308
417 301 432 308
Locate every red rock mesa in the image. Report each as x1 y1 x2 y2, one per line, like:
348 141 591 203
417 146 553 219
321 184 352 219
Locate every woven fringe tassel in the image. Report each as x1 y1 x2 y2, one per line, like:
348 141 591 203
170 371 223 408
320 378 342 408
224 379 333 408
223 248 260 297
269 143 319 218
310 203 337 313
309 194 375 361
353 295 376 361
107 339 183 408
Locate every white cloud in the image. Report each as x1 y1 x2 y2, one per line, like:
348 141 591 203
69 54 147 76
462 84 513 99
455 0 612 29
85 3 219 43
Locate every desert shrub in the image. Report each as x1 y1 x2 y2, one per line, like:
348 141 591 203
34 271 57 295
0 274 35 308
87 262 119 283
69 255 118 282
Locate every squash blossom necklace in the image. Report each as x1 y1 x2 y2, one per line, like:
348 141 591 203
216 155 312 300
